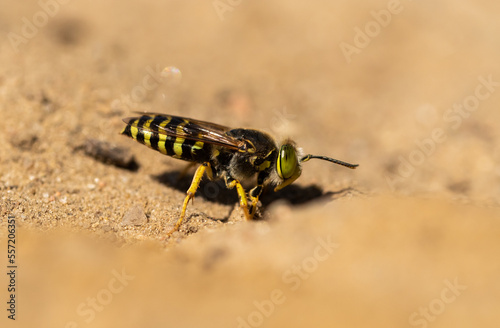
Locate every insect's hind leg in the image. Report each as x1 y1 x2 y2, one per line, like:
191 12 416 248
225 177 253 221
166 162 208 237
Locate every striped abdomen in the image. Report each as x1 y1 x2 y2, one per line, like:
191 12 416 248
121 115 212 163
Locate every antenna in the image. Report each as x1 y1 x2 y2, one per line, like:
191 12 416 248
301 155 358 169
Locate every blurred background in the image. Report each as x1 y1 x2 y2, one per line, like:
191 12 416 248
0 0 499 327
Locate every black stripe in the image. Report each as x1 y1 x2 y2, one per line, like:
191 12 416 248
150 131 160 151
150 116 171 153
149 116 166 133
121 124 132 137
181 138 196 161
165 117 185 157
183 122 200 138
193 143 211 163
163 136 177 157
135 116 149 144
166 117 184 133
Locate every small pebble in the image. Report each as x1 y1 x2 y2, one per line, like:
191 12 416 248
122 205 147 226
8 131 38 151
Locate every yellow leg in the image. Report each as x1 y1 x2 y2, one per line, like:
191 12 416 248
248 179 264 217
166 163 207 237
249 195 259 216
226 179 253 221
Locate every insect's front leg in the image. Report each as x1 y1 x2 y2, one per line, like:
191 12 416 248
248 171 267 216
224 176 253 221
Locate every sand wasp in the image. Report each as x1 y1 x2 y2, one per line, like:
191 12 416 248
121 113 358 236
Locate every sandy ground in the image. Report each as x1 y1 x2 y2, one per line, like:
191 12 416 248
1 0 500 327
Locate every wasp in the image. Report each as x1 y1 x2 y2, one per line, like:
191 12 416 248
121 113 358 236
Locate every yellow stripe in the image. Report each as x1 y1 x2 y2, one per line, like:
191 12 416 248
257 150 274 170
143 131 152 147
191 141 204 155
157 134 168 154
130 125 139 140
173 121 188 158
157 117 172 155
258 160 271 171
159 117 172 128
173 139 185 158
129 119 139 127
141 118 154 147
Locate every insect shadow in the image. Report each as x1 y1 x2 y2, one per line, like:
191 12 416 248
153 169 351 210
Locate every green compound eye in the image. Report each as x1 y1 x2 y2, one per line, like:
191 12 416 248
277 144 298 179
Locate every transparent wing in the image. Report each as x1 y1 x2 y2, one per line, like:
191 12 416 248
122 112 246 151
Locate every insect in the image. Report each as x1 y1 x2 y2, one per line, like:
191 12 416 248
121 112 358 236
